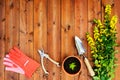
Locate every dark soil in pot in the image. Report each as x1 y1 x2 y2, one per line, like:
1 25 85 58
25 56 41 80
63 56 81 74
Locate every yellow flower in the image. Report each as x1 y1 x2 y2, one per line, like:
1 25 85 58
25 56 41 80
110 15 118 29
110 29 116 34
105 5 111 15
94 26 99 33
91 51 94 54
100 29 106 34
94 34 99 40
94 26 99 40
96 64 101 68
98 38 102 42
86 33 97 54
97 20 102 26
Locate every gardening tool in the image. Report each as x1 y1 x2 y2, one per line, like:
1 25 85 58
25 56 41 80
75 36 95 76
38 49 60 75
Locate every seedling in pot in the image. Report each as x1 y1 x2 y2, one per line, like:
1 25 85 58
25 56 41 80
69 62 76 71
62 56 81 76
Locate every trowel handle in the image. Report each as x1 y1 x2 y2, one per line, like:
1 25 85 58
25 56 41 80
84 57 95 76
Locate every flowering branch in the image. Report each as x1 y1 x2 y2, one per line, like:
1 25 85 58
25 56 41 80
86 5 118 80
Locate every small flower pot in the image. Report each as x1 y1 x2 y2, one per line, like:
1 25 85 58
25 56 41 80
62 56 82 76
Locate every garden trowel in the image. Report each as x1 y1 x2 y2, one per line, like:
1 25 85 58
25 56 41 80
75 36 95 76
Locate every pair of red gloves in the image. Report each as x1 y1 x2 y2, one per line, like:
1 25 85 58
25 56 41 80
3 47 40 78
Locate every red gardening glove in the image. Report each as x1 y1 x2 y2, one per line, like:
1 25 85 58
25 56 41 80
9 47 40 78
3 55 25 74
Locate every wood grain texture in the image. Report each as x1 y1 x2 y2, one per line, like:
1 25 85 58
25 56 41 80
19 0 35 80
33 0 48 80
75 0 89 80
47 0 61 80
61 0 75 80
87 0 101 79
5 0 20 80
20 0 28 79
114 0 120 80
0 0 120 80
0 0 5 80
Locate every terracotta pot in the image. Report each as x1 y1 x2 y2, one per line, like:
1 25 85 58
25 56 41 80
62 56 82 76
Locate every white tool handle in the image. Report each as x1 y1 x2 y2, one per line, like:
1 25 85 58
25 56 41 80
84 57 95 76
47 56 60 67
41 57 49 75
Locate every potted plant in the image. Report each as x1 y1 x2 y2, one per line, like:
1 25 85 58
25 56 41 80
86 5 118 80
62 56 82 76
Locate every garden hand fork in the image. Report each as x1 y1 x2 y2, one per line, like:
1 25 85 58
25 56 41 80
38 49 60 75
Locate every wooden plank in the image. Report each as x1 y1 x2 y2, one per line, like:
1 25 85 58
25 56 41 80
0 0 5 80
102 0 114 6
114 0 120 80
75 0 89 80
26 0 34 59
47 0 61 80
87 0 102 79
2 1 120 80
33 0 48 80
19 0 35 80
61 0 75 80
20 0 29 80
26 0 34 80
5 0 20 80
19 0 36 79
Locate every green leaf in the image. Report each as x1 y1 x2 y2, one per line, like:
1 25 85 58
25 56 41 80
69 62 76 70
95 60 98 65
93 76 100 80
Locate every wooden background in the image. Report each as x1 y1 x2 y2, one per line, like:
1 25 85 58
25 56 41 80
0 0 120 80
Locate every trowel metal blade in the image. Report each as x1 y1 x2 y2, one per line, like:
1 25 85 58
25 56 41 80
75 36 86 55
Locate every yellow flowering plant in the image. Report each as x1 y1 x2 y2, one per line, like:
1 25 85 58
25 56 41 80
86 5 118 80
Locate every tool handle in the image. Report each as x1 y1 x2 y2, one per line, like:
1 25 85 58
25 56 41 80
47 56 60 67
41 57 49 75
84 57 95 76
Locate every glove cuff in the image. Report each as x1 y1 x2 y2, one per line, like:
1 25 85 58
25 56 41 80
25 59 40 77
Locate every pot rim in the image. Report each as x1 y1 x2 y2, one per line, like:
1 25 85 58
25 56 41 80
62 55 82 76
